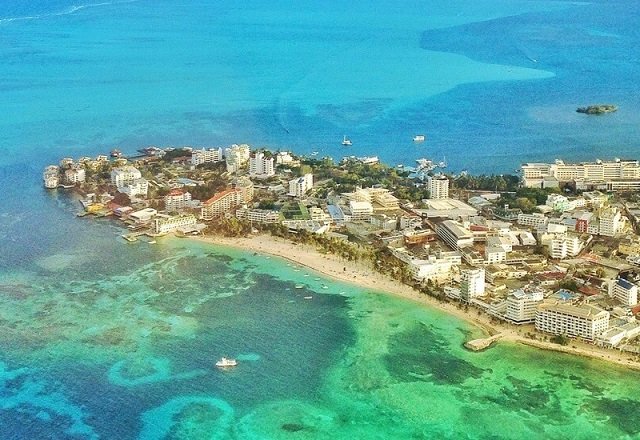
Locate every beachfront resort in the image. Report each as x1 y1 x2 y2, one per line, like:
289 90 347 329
44 146 640 364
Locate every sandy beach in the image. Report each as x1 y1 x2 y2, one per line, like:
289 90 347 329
191 233 640 371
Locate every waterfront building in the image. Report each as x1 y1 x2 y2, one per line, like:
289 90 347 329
111 166 142 187
288 173 314 197
191 147 223 166
59 157 74 168
236 207 281 224
436 220 474 250
43 165 60 188
249 151 275 178
224 144 251 173
64 168 85 184
460 268 485 302
505 289 544 324
200 189 243 220
153 214 197 235
164 190 192 212
348 201 373 220
392 248 452 284
522 158 640 190
129 208 157 223
427 175 449 200
535 303 609 341
610 277 638 306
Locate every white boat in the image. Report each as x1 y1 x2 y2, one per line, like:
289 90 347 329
341 135 352 146
415 158 436 171
215 357 238 368
413 135 426 142
311 151 319 156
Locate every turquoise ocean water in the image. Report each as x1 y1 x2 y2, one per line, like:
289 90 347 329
2 0 640 438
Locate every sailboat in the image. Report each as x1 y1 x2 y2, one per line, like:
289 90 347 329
341 135 352 146
438 156 448 168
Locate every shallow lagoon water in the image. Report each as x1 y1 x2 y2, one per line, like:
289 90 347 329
1 0 640 438
2 237 640 439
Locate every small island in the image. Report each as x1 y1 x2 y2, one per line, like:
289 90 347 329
576 104 618 115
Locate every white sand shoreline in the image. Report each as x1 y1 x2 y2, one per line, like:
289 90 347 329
189 233 640 371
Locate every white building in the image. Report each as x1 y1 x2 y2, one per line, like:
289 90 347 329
111 166 142 187
200 189 244 220
598 208 623 237
164 190 192 212
64 168 85 184
485 246 507 264
153 214 197 235
460 269 485 302
386 248 453 284
288 174 313 197
275 151 298 165
505 289 544 324
549 235 583 260
486 236 512 253
427 175 449 200
349 201 373 220
235 208 281 224
535 303 610 341
119 178 149 198
43 165 60 189
522 158 640 190
224 144 251 173
191 147 223 166
249 151 275 178
436 220 474 250
129 208 157 223
610 277 638 306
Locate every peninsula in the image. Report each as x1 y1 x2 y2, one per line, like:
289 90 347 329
44 146 640 369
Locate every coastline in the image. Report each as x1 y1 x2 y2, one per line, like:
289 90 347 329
189 233 640 371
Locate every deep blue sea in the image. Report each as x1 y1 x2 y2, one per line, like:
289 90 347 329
2 1 640 439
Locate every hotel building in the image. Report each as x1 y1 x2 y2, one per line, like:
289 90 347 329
460 268 485 302
427 175 449 200
535 303 609 341
191 147 223 166
249 151 275 178
200 189 244 220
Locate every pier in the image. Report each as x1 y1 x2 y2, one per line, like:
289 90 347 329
464 334 503 352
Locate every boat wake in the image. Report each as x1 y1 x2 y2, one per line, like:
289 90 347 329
0 0 138 25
